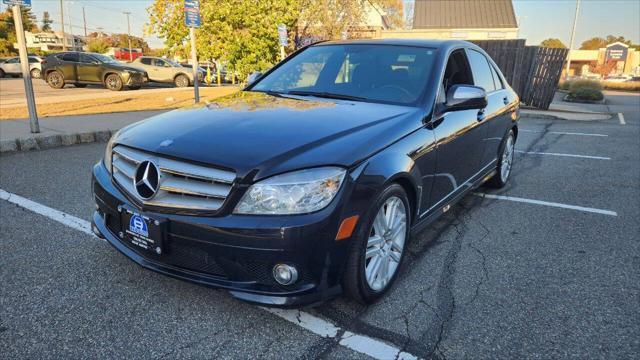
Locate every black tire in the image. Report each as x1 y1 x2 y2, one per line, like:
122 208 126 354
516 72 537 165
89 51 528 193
174 74 189 88
486 129 516 188
30 68 41 79
0 69 5 78
46 70 65 89
129 85 141 90
73 83 87 88
105 73 124 91
343 183 410 304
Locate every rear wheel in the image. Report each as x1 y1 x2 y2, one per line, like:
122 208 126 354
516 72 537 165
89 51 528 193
486 130 515 188
30 68 41 79
343 184 409 304
105 74 123 91
174 74 189 88
46 70 65 89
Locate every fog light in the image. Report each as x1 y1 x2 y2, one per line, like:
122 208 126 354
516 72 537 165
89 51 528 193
272 263 298 285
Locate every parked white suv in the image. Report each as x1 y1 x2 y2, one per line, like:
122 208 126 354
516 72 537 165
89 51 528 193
132 56 203 87
0 56 44 79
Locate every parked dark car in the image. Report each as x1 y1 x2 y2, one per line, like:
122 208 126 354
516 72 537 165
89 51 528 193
92 40 519 306
42 52 148 91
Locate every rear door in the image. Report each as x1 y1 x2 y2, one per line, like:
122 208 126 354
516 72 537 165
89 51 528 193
77 53 102 83
465 49 506 166
153 58 174 82
58 53 79 82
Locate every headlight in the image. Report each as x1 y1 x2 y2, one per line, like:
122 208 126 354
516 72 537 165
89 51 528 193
103 131 118 173
234 167 346 215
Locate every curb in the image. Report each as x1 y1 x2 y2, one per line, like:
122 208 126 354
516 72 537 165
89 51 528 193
0 130 112 154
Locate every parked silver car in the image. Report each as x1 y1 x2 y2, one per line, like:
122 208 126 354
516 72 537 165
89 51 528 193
132 56 203 87
0 56 43 79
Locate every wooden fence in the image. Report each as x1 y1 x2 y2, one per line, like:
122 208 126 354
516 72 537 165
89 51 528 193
472 40 568 110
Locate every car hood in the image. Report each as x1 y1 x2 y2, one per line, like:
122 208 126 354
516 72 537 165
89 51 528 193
115 91 423 180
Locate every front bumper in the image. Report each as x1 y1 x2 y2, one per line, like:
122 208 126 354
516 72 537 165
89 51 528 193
91 162 353 307
124 72 148 86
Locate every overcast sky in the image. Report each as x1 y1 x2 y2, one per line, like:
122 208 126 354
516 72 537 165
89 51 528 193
25 0 640 49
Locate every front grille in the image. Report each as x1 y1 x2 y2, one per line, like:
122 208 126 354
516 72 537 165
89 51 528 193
112 145 235 211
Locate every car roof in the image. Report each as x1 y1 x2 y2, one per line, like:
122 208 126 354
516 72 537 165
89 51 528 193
315 38 478 51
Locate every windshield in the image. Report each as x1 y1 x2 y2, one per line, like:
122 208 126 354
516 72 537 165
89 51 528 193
92 53 117 64
251 44 436 105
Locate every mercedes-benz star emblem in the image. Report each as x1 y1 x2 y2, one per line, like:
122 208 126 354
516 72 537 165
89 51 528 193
134 161 160 200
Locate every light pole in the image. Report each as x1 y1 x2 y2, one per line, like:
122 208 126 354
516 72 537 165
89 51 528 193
59 0 66 51
124 12 132 62
565 0 581 79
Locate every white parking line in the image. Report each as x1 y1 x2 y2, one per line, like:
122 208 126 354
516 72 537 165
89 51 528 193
0 188 419 360
474 193 617 216
515 150 611 160
618 112 626 125
0 189 97 237
519 129 608 137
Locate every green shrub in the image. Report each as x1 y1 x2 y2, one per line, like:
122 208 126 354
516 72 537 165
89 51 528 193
602 81 640 92
558 81 570 90
569 88 604 101
569 79 603 92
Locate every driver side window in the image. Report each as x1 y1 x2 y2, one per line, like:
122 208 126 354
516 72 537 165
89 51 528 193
439 50 474 103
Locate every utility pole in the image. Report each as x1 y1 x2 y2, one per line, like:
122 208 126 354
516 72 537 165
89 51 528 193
66 1 73 49
82 6 87 37
565 0 580 79
59 0 66 51
124 12 132 62
12 4 39 133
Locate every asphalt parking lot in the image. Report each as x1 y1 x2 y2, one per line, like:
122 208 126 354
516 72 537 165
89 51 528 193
1 102 638 358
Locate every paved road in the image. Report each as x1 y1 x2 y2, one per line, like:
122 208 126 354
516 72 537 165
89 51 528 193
0 78 229 108
0 102 638 358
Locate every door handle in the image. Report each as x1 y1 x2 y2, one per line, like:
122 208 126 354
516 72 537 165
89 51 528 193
477 109 486 122
503 97 509 105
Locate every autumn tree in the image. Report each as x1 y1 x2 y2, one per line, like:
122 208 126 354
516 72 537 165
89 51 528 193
87 37 110 54
540 38 566 49
0 7 37 55
580 35 633 50
589 59 618 77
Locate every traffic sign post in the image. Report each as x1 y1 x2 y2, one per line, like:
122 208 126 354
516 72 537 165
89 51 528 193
5 0 39 133
184 0 200 103
277 24 287 61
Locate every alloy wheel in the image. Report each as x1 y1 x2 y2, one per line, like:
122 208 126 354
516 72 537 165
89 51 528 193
365 196 407 291
501 135 515 182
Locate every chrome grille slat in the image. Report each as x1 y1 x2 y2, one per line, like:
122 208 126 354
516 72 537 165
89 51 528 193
112 145 235 211
160 177 229 198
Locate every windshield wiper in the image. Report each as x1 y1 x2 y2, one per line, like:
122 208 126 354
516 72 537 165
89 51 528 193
286 91 366 102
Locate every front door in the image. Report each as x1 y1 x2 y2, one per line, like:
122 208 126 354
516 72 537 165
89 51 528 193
423 49 489 216
77 53 102 83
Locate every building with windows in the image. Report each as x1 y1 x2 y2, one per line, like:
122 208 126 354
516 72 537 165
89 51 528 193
16 31 84 52
380 0 518 40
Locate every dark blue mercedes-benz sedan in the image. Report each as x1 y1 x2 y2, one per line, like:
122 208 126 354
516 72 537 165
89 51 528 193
91 39 519 307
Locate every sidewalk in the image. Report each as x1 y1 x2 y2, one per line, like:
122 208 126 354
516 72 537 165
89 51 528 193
521 91 612 121
0 110 168 153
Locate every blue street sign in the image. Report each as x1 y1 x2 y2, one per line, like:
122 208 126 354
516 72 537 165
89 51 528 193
2 0 31 6
277 24 288 47
184 0 200 28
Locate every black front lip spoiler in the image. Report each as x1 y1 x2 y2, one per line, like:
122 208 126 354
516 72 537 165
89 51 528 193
92 211 341 307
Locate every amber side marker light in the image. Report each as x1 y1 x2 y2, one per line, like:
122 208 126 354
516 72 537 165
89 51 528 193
335 215 359 241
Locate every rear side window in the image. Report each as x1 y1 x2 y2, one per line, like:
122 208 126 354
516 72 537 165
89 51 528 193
490 64 504 90
140 58 152 65
62 53 78 62
466 49 496 92
28 57 39 63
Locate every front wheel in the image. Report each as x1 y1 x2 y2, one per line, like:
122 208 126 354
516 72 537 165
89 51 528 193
174 74 189 87
343 184 409 304
105 74 123 91
486 130 515 188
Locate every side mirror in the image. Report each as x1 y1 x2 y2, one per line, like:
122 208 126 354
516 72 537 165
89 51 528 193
247 71 263 85
445 85 487 111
